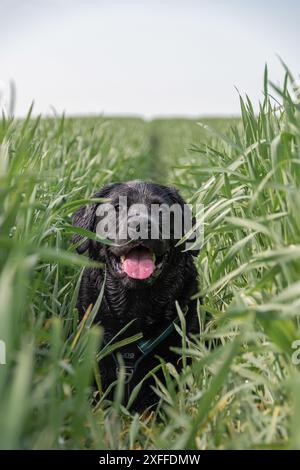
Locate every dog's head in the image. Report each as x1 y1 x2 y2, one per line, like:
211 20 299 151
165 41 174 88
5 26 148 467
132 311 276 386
72 180 198 287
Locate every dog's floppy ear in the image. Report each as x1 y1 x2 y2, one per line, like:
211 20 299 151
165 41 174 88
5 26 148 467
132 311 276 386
167 186 187 210
168 186 200 257
72 203 97 254
72 183 119 254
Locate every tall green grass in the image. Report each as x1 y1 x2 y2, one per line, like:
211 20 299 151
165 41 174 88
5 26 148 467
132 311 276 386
0 64 300 449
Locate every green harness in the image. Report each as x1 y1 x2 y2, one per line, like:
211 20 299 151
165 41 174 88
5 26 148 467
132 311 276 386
111 319 178 388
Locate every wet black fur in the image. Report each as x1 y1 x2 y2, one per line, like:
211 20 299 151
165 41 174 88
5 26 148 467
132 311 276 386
72 180 199 410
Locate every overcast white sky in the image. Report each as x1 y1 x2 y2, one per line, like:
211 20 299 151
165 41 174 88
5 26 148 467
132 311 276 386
0 0 299 118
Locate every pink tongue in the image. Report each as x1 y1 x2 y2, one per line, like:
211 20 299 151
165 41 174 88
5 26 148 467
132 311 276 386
123 248 155 280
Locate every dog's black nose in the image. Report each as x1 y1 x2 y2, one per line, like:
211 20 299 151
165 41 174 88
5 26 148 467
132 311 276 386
127 215 154 237
129 219 152 233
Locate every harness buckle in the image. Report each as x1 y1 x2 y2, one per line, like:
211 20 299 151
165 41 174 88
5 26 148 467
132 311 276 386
116 365 134 384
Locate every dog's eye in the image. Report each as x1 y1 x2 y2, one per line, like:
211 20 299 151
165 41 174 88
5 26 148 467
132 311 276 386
150 199 163 206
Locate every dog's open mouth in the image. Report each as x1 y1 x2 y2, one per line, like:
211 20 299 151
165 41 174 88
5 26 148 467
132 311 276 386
110 245 167 280
121 247 154 279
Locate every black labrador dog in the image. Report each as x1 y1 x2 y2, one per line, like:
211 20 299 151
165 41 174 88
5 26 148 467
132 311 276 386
72 180 199 410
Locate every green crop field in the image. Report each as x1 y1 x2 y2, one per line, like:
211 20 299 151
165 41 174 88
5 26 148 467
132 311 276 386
1 65 300 450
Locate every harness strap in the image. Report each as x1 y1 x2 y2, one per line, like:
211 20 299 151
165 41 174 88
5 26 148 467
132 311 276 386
137 322 176 356
101 289 187 401
108 319 178 387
